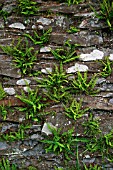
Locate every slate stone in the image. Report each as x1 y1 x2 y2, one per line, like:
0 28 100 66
9 23 25 30
0 142 9 150
16 79 31 85
66 63 88 73
41 67 52 74
4 87 15 95
79 49 104 61
41 122 56 135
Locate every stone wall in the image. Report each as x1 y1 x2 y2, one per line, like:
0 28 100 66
0 0 113 169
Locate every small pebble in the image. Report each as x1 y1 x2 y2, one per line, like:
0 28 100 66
4 87 15 95
16 79 31 85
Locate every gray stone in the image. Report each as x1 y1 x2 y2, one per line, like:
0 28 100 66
96 78 106 85
37 17 53 25
41 68 52 74
83 157 95 164
30 134 40 139
2 4 14 14
40 46 51 53
74 12 95 18
0 142 9 150
79 17 105 29
9 23 25 30
41 122 56 135
0 67 21 78
4 87 15 95
70 31 103 46
55 16 66 28
50 32 103 46
103 93 113 98
109 98 113 104
16 79 31 85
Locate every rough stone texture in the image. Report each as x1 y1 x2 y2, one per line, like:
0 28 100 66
66 63 89 73
9 22 26 29
16 79 31 85
4 87 15 95
0 0 113 169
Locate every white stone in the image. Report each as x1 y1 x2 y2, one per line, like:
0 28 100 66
41 68 52 74
32 25 36 29
109 54 113 61
42 122 56 135
4 88 15 95
37 17 52 25
56 16 66 28
40 46 51 53
38 25 44 30
23 86 32 92
16 79 31 85
79 49 104 61
66 63 88 73
9 23 25 30
85 155 90 159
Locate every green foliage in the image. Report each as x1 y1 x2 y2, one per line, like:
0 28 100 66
42 125 89 160
54 167 63 170
24 28 52 46
0 84 6 100
64 99 89 120
0 39 38 75
16 87 47 120
36 63 71 102
0 158 17 170
71 72 98 95
67 0 84 5
51 41 80 63
28 166 37 170
0 10 9 22
82 113 101 137
99 57 113 77
90 0 113 28
67 26 80 33
53 0 84 5
84 164 102 170
1 124 31 142
85 127 113 161
18 0 39 16
64 0 84 5
0 105 7 120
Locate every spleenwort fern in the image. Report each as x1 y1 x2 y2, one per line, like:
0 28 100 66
71 72 99 95
15 87 47 120
99 57 113 78
24 28 52 46
18 0 39 16
36 63 71 102
0 39 38 75
0 158 17 170
42 124 89 160
0 83 6 100
51 41 80 63
64 99 89 120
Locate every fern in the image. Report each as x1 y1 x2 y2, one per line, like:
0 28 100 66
0 84 6 100
24 28 52 46
72 72 98 95
64 99 89 120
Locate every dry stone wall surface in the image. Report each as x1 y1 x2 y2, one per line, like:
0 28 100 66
0 0 113 169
